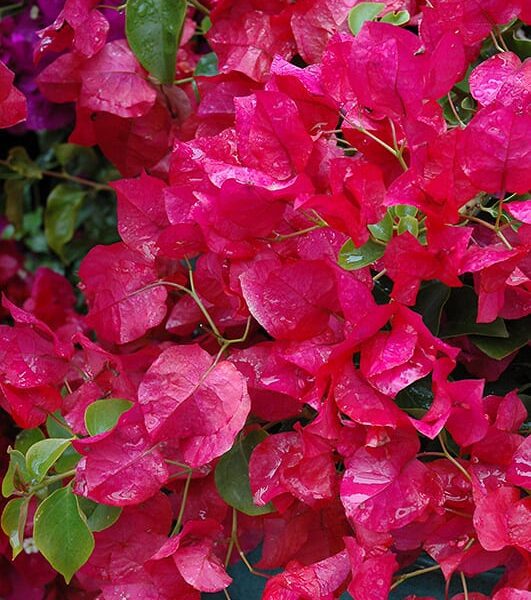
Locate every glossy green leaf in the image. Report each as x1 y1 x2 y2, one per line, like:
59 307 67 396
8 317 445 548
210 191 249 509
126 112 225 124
510 27 531 59
26 438 72 483
126 0 186 84
470 317 531 360
84 398 133 436
380 9 410 26
396 375 433 419
368 211 393 242
45 414 81 472
7 147 42 179
393 204 418 218
348 2 385 35
4 178 26 233
15 428 46 455
1 497 30 559
44 184 86 260
34 486 95 583
46 413 72 439
397 215 419 237
2 449 28 498
339 238 385 270
215 430 274 516
413 281 451 336
78 498 122 532
440 287 509 339
195 52 219 77
200 15 212 34
54 144 98 175
461 96 476 112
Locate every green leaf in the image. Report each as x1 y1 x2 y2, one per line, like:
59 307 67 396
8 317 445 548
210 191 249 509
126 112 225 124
413 281 451 336
380 9 410 26
509 26 531 59
33 486 95 583
84 398 133 436
393 204 418 218
194 52 219 77
215 430 275 516
26 438 72 483
1 497 30 559
46 413 72 439
2 449 29 498
45 414 81 473
200 15 212 34
396 375 434 413
126 0 186 84
397 216 419 237
14 428 45 455
44 184 86 260
440 287 509 339
4 178 26 233
339 238 385 270
348 2 385 35
7 147 42 179
368 211 393 242
470 317 531 360
54 144 98 175
78 498 122 532
460 96 476 112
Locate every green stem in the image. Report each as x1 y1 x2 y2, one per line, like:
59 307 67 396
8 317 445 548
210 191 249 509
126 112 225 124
341 113 408 171
447 93 465 128
186 265 224 341
188 0 210 15
463 215 513 250
372 268 388 282
172 470 193 535
495 27 510 52
460 571 469 600
0 159 113 192
390 564 441 590
225 508 237 567
231 510 270 579
174 76 194 85
438 432 472 483
388 118 409 171
29 469 77 494
489 31 505 53
269 224 323 242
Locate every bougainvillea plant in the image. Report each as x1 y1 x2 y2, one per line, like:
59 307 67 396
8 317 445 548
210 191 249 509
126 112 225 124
0 0 530 598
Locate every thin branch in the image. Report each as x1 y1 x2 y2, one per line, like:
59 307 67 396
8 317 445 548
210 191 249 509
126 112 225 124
188 0 210 15
391 564 441 590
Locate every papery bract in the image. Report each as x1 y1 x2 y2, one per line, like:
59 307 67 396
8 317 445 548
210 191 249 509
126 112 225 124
79 40 156 118
73 405 169 506
150 519 231 593
262 550 350 600
235 91 313 181
473 486 531 552
239 258 337 341
138 344 250 468
507 436 531 489
77 493 173 587
78 242 168 344
0 61 27 128
461 104 531 195
113 171 169 260
208 3 295 82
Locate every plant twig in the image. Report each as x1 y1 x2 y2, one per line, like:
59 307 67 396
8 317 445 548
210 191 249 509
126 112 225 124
172 470 193 535
390 564 441 590
438 432 472 483
188 0 210 15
